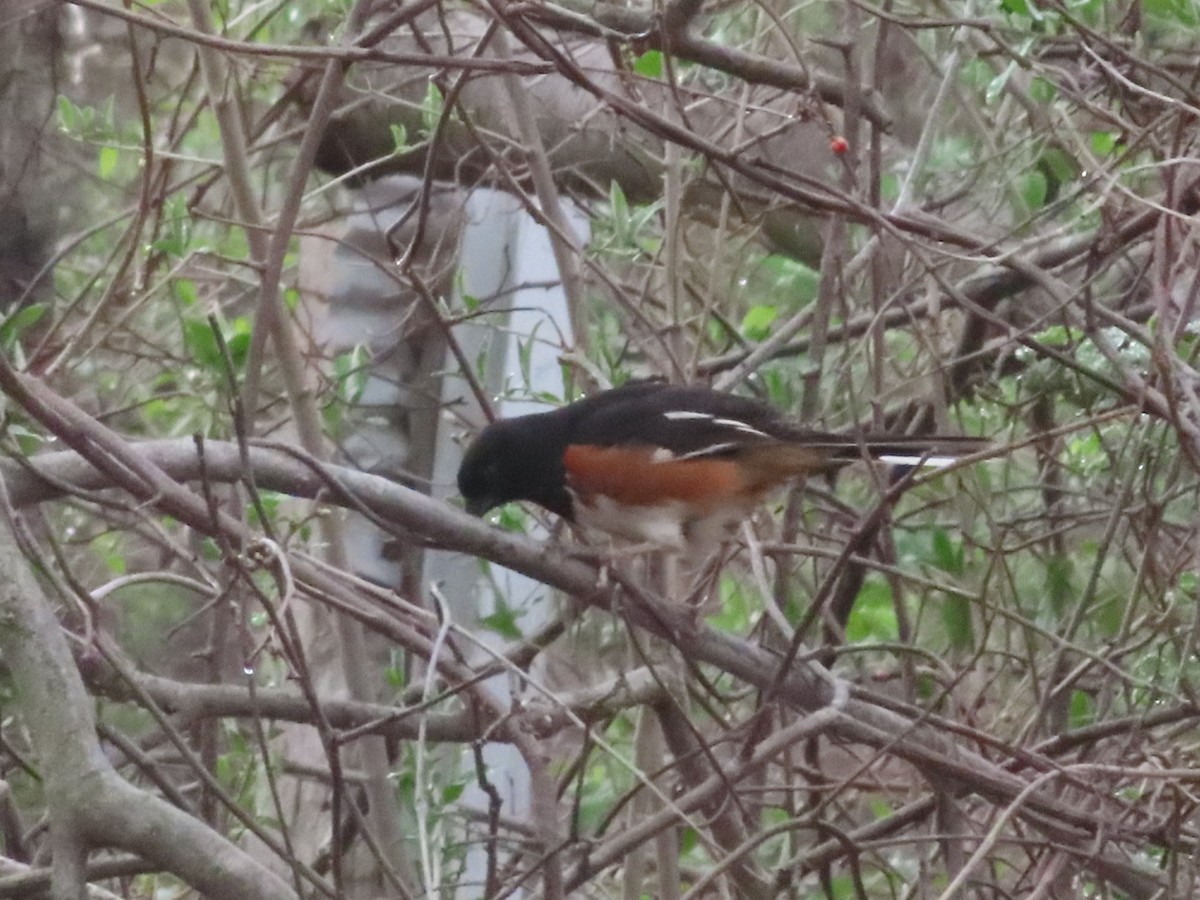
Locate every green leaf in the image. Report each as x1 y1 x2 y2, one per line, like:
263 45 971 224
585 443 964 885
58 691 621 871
941 593 974 650
707 575 753 632
1000 0 1033 16
846 579 897 642
225 320 251 370
57 95 79 133
442 782 465 804
389 123 408 154
1017 169 1048 210
1093 594 1122 638
495 504 528 532
740 304 778 341
1033 324 1081 347
1039 146 1079 185
878 172 900 202
517 333 533 388
985 61 1016 105
151 196 193 257
333 346 369 404
1044 554 1074 619
758 254 819 304
1089 131 1117 156
479 599 523 639
1028 76 1056 103
421 82 444 135
171 278 197 306
0 303 47 346
182 318 221 368
1180 571 1198 596
930 529 964 575
633 50 664 79
1143 0 1199 25
1069 689 1094 728
609 180 629 230
97 145 118 179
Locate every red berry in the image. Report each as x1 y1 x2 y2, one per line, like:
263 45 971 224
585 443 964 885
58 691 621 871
830 136 849 155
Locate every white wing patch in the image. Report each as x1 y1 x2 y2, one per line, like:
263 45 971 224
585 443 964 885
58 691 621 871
650 447 676 463
677 442 737 459
712 418 771 438
663 410 770 439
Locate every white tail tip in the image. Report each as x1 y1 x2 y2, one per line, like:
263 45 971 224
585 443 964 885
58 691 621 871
877 454 961 468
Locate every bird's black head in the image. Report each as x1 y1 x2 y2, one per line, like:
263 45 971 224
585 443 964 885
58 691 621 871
457 414 572 519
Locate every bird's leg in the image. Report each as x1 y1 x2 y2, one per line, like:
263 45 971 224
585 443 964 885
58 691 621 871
680 543 735 621
564 538 664 589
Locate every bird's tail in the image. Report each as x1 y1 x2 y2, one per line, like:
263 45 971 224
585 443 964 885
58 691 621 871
738 434 988 483
833 434 991 468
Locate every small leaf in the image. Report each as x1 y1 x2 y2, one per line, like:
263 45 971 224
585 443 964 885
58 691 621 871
496 504 528 532
1144 0 1199 25
98 145 118 179
985 61 1016 105
171 278 197 306
930 529 964 575
1033 324 1081 347
846 579 897 642
1069 690 1094 728
1029 76 1056 103
1017 169 1048 210
517 322 541 389
1044 554 1074 619
1039 147 1079 185
1089 131 1117 156
421 82 444 135
741 304 778 341
941 593 974 650
609 180 629 229
390 123 408 154
707 575 752 632
479 600 523 639
1093 594 1122 637
633 50 663 79
333 346 369 404
104 548 127 575
759 254 819 303
0 303 47 345
225 316 252 369
182 318 221 367
57 95 79 133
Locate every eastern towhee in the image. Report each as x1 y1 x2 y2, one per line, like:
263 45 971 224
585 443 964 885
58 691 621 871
457 381 986 551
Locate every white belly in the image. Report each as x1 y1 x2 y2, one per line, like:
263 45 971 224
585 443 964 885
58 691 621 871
571 493 749 557
573 493 690 550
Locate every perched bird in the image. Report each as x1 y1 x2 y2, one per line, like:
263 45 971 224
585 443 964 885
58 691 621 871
457 381 986 551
